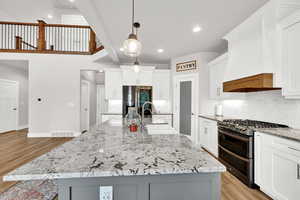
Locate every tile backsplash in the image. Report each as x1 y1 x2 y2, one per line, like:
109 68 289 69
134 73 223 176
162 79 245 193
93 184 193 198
220 90 300 128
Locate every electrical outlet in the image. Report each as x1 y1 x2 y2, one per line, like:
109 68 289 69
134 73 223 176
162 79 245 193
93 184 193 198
99 186 113 200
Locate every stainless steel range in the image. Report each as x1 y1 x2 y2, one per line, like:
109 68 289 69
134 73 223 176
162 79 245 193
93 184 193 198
217 119 288 188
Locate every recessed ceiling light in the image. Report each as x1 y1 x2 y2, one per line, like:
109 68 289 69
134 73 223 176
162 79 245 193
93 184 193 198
193 25 202 33
69 0 75 2
98 70 104 73
47 14 53 19
157 49 164 53
120 47 124 52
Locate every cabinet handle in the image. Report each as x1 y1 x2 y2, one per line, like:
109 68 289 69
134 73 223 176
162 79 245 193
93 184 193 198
204 127 208 134
298 164 300 180
216 87 220 96
288 147 300 152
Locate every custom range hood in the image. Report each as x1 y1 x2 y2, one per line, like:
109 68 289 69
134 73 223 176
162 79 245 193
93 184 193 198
223 73 281 92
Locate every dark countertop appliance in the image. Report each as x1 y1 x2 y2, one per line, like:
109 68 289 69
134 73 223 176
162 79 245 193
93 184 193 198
217 119 288 188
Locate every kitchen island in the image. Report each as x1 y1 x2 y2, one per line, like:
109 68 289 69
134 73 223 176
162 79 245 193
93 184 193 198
4 121 225 200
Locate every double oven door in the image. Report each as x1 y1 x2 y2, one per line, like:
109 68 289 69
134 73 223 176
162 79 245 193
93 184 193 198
218 126 255 188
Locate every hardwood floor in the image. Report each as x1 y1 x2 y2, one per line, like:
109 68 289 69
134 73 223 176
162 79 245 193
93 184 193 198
0 129 71 193
222 172 271 200
0 129 271 200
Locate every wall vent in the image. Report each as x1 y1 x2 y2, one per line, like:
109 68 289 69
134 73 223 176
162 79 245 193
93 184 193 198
51 131 75 137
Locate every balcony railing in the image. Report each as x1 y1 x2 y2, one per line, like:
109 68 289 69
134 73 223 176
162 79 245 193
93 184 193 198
0 20 104 55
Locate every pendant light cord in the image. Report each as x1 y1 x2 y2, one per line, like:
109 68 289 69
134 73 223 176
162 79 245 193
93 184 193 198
132 0 135 33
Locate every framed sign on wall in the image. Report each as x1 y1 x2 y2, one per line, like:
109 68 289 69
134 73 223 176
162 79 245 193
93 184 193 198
176 60 197 72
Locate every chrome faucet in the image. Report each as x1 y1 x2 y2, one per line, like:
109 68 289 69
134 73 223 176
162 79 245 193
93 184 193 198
141 101 156 126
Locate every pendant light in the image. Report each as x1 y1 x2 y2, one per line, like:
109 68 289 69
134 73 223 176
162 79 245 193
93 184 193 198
123 0 142 57
133 57 140 73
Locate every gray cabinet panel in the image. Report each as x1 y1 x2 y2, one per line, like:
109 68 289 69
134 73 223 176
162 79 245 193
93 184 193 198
72 186 99 200
58 174 221 200
150 181 211 200
114 184 138 200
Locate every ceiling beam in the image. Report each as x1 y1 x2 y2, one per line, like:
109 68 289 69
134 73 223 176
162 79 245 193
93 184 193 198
74 0 119 63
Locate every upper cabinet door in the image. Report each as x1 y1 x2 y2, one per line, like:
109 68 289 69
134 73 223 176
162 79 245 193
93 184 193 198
122 68 153 86
208 54 245 100
281 11 300 98
153 70 170 100
122 69 138 86
105 70 122 100
209 55 225 100
137 70 153 86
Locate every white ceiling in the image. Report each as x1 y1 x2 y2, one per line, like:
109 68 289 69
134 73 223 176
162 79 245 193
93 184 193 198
0 0 79 23
89 0 269 64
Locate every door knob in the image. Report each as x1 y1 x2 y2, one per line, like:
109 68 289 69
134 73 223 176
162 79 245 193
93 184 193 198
13 108 17 111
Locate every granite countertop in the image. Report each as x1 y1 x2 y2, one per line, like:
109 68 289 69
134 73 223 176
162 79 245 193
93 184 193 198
255 128 300 142
4 122 225 182
198 114 234 122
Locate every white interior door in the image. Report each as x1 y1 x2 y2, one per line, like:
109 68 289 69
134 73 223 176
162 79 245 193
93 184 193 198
81 80 90 132
174 74 198 142
0 80 18 133
97 85 107 125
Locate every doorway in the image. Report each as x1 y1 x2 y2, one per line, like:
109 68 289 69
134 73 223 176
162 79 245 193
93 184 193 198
80 80 90 132
0 79 18 133
174 74 199 142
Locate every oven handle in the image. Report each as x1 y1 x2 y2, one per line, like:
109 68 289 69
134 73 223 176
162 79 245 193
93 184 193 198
218 129 249 142
218 145 250 163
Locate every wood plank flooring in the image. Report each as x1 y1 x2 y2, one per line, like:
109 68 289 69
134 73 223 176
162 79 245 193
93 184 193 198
222 172 272 200
0 129 272 200
0 129 71 193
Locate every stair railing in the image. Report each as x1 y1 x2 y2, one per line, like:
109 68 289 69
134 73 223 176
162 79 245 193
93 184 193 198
0 20 103 55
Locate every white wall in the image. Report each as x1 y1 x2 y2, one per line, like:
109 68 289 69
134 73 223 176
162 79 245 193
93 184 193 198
220 91 300 129
0 52 103 137
81 70 97 127
0 62 29 129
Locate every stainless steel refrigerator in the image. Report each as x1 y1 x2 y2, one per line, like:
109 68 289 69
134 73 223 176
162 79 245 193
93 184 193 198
122 86 152 117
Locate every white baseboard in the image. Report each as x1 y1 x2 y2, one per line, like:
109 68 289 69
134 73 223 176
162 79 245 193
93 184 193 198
28 131 81 138
18 125 28 130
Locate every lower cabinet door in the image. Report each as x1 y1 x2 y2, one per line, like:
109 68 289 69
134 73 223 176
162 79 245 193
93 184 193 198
149 180 217 200
254 133 262 186
272 149 300 200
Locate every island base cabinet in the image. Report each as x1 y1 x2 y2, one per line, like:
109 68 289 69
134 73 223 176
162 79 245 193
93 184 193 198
57 173 221 200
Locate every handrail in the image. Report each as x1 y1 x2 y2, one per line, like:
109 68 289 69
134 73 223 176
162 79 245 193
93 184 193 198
0 21 38 26
0 20 103 55
22 41 37 50
45 24 91 29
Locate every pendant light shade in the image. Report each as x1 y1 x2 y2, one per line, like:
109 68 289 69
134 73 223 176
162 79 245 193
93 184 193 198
122 0 142 57
123 33 142 57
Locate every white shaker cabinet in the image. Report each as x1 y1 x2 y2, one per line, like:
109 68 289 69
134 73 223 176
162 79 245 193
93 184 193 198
280 11 300 99
137 70 153 86
198 117 218 157
104 69 122 100
255 132 300 200
208 54 244 100
121 66 154 86
153 70 170 100
122 69 138 86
